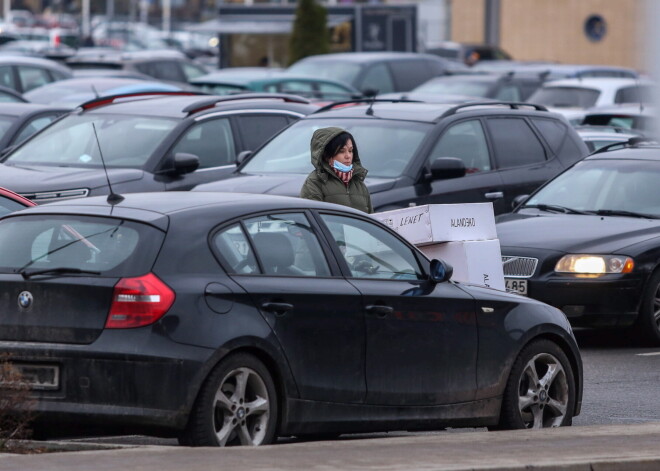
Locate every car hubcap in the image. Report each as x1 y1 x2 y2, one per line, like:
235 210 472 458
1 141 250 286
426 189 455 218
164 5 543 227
517 353 569 429
653 282 660 331
213 367 270 446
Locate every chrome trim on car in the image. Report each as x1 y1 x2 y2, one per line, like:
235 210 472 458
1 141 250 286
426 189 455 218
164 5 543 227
502 256 538 278
194 109 307 121
20 188 90 203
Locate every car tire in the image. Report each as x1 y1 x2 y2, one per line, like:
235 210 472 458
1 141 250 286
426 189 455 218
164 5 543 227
634 270 660 346
178 353 278 447
497 339 575 430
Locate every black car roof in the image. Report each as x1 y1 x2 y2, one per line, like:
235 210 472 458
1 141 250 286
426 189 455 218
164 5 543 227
306 101 548 123
79 93 317 119
9 192 363 230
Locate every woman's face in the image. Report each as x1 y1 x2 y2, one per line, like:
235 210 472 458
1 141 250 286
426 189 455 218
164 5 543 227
330 139 354 166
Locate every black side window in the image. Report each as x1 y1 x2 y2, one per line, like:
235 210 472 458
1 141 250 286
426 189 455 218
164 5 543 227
236 114 292 151
531 118 586 163
245 213 331 277
172 118 236 168
614 85 654 104
388 60 432 91
486 117 546 168
429 120 491 173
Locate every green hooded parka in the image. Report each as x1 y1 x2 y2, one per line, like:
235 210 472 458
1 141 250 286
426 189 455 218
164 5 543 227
300 127 373 213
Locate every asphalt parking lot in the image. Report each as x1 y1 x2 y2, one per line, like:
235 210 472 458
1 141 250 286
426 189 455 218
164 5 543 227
4 422 660 471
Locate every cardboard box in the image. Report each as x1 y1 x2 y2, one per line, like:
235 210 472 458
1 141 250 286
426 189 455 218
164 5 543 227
420 239 505 291
373 203 497 245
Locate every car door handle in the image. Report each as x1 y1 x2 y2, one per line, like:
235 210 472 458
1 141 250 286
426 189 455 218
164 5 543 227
485 191 504 200
365 305 393 318
261 302 293 316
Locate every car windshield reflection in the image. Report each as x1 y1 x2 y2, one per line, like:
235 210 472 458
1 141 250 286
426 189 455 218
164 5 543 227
240 119 430 179
4 114 178 168
522 160 660 218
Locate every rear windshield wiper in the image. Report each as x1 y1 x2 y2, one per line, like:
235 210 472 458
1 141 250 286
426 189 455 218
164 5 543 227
592 209 660 219
19 267 102 280
523 204 589 215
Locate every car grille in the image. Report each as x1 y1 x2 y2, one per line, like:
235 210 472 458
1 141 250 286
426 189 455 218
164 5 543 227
20 188 90 204
502 256 538 278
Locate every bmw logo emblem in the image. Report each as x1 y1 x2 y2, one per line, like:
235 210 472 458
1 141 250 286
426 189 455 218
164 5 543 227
18 291 33 310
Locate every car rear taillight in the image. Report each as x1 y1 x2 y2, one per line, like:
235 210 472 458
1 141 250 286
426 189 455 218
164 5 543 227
105 273 175 329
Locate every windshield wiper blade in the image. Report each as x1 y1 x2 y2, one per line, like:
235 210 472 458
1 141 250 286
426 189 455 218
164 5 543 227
523 204 588 215
20 267 101 279
593 209 660 219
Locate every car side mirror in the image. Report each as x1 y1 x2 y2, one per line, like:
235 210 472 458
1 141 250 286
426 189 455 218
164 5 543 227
361 88 378 98
172 152 199 175
428 157 467 180
236 150 252 166
429 259 453 283
512 194 529 209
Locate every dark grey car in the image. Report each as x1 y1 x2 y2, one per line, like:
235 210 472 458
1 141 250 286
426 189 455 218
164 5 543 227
0 92 317 203
195 100 589 214
0 191 582 444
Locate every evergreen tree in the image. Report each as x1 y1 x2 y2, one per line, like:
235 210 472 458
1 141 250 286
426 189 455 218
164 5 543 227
288 0 330 66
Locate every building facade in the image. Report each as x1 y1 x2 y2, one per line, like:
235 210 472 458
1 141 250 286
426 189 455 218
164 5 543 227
450 0 645 70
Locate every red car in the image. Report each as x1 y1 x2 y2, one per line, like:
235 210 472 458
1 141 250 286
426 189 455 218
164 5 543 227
0 187 35 216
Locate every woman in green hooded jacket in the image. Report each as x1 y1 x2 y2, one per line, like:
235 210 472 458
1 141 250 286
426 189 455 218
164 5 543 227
300 127 373 213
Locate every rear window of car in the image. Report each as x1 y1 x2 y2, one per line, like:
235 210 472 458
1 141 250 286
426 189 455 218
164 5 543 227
528 87 600 108
614 85 654 104
287 60 363 86
0 215 164 277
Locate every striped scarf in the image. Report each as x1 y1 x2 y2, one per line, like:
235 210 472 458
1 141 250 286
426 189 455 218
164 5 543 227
332 167 353 186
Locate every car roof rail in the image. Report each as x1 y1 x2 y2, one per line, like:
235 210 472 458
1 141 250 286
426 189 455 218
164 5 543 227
437 101 548 120
591 136 658 155
79 91 207 111
313 98 424 114
181 93 311 115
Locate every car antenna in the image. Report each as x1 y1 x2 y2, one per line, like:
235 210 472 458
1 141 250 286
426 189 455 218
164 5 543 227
91 122 124 205
364 89 378 116
91 84 99 98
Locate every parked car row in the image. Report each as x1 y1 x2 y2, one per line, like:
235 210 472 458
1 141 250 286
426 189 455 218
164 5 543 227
0 48 657 449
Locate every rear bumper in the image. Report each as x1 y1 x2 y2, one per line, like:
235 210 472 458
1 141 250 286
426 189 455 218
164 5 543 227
1 327 213 431
527 275 644 327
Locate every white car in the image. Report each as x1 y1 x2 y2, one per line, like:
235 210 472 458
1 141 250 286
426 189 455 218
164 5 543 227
527 77 655 122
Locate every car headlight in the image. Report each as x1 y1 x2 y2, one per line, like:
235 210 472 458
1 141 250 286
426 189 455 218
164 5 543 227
555 254 634 274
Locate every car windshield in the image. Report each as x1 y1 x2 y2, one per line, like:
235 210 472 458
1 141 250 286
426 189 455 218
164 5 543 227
414 80 491 97
287 60 363 86
522 159 660 218
528 87 600 108
3 114 178 168
240 119 431 179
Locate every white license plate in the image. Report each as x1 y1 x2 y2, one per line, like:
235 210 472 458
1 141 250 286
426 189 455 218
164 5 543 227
0 363 60 390
505 278 528 296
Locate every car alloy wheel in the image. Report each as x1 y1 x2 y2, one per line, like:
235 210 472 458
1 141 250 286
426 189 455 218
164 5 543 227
180 353 277 446
635 270 660 346
498 340 575 430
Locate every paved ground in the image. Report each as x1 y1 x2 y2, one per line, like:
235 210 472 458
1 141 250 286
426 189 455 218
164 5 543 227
3 422 660 471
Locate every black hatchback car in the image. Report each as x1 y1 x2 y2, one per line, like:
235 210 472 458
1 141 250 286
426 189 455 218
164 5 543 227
497 140 660 344
195 100 589 214
0 92 316 203
0 192 581 445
